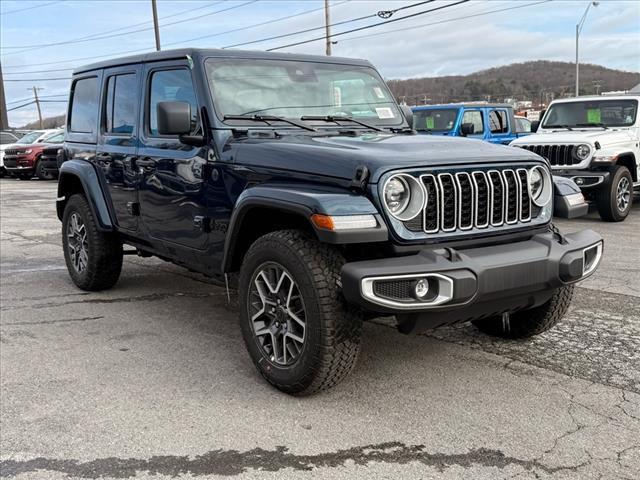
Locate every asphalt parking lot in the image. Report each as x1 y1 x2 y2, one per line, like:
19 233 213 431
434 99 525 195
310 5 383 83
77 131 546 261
0 179 639 480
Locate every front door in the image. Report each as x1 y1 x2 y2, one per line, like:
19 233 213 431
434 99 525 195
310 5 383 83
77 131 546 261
97 66 141 232
137 61 209 250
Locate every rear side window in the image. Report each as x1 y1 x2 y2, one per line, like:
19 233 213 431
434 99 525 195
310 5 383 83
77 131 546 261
69 77 99 134
489 110 509 134
148 69 198 136
462 110 483 135
104 74 137 135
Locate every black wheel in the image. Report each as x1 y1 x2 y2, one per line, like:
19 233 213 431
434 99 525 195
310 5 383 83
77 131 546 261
238 230 362 395
0 167 5 178
35 159 55 180
597 166 632 222
18 173 32 180
62 194 123 291
472 286 574 339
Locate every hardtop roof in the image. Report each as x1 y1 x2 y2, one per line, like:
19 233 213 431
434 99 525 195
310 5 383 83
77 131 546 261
412 103 513 110
73 48 372 75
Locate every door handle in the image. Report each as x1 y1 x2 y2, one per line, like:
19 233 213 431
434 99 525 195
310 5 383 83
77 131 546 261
135 158 155 170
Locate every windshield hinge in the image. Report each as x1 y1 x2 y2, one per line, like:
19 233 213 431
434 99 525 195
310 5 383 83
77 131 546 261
350 165 369 193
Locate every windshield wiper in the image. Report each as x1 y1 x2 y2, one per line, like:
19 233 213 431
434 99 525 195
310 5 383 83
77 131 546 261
300 115 385 132
544 124 574 131
575 123 609 129
223 114 316 132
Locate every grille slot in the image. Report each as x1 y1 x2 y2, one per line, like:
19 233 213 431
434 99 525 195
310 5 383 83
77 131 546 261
373 279 415 302
414 168 534 234
517 144 579 166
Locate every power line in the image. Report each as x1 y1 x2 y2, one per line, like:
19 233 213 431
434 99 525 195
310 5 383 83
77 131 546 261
161 0 348 48
0 1 256 53
7 101 36 112
223 0 435 49
0 1 226 58
6 94 66 105
267 0 469 51
338 0 553 43
4 78 70 82
0 0 60 16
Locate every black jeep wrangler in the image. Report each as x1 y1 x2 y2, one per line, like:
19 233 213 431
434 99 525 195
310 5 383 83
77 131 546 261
58 49 603 395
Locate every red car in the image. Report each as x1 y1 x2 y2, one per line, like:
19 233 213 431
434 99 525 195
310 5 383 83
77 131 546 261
3 129 64 180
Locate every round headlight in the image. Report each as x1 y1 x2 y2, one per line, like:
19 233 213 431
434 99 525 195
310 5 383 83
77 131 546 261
383 174 425 221
574 144 591 161
528 166 552 207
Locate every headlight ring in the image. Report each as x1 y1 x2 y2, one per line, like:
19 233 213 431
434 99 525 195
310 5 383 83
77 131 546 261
383 174 425 221
528 166 552 207
574 144 591 161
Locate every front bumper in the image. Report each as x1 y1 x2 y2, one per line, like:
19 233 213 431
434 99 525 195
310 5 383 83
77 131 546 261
342 230 603 332
4 156 35 174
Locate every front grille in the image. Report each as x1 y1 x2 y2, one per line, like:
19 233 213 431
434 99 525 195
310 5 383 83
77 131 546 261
517 144 580 166
41 147 59 162
405 168 533 234
3 148 22 157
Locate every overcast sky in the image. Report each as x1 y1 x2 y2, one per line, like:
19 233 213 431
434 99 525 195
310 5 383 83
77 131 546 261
1 0 639 126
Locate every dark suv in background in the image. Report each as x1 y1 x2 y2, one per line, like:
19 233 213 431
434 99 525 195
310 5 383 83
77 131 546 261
57 49 602 395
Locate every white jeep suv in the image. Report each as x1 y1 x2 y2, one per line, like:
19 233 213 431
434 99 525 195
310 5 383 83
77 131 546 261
511 95 639 221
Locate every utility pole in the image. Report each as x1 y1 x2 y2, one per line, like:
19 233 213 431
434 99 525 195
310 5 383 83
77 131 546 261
31 86 43 129
324 0 331 56
151 0 161 51
575 1 598 97
0 62 9 130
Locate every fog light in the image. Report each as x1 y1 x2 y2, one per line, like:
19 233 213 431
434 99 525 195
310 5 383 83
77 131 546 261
414 279 430 299
575 177 584 186
582 242 603 277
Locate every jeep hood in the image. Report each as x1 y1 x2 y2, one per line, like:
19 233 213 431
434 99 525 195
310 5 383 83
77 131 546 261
511 129 633 146
229 132 540 183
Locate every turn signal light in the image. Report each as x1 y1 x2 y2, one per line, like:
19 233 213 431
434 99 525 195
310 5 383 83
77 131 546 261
311 214 377 231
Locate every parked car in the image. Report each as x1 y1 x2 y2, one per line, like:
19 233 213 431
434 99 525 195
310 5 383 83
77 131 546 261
57 48 602 395
411 103 532 144
0 131 21 177
39 145 64 179
3 129 64 180
511 95 639 221
515 115 532 133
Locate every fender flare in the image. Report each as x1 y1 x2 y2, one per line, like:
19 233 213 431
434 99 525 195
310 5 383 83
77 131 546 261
57 159 114 231
221 184 387 273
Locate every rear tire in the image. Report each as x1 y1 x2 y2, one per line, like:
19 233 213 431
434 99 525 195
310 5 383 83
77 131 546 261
62 194 123 291
597 165 632 222
472 286 574 339
238 229 362 395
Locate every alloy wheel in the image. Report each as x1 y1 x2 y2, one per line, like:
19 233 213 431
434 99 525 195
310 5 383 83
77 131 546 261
616 176 631 212
248 262 306 366
67 212 89 273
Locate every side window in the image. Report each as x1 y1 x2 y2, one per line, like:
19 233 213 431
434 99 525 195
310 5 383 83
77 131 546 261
1 132 17 145
462 110 483 135
69 77 99 134
148 69 198 136
104 73 137 135
489 110 509 134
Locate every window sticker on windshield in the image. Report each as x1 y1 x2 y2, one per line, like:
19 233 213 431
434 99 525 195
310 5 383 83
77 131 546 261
333 87 342 107
587 108 601 124
426 117 435 129
373 86 385 99
375 107 395 119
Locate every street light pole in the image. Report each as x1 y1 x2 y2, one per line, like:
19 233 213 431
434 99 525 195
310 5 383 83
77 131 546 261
575 1 598 97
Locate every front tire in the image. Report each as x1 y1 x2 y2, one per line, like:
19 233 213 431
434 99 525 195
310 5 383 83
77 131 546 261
62 194 123 291
472 286 574 339
238 230 362 395
35 159 55 180
597 165 632 222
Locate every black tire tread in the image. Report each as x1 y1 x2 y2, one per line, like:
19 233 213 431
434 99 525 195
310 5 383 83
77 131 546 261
473 285 574 339
62 194 123 291
239 230 362 395
597 165 632 222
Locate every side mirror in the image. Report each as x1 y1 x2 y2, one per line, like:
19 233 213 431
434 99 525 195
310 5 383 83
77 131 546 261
157 101 191 135
400 105 413 128
530 120 540 133
460 123 475 136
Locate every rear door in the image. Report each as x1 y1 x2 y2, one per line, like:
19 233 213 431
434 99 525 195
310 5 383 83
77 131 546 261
137 60 209 250
96 66 142 232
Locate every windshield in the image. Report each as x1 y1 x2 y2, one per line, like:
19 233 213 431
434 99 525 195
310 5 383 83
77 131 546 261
413 108 458 132
205 58 403 127
542 99 637 128
44 132 64 143
16 131 43 144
